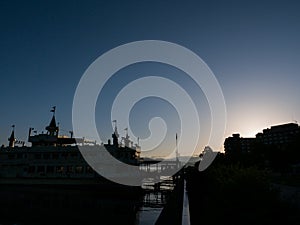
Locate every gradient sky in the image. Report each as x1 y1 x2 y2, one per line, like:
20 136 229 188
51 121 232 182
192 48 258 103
1 0 300 156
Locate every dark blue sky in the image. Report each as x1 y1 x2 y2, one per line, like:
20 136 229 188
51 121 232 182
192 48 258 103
1 0 300 155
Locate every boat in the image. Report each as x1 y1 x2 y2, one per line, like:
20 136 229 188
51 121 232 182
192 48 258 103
0 108 145 224
0 107 142 188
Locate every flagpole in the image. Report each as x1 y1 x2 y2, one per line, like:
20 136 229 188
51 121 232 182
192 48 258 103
176 133 179 164
50 106 56 116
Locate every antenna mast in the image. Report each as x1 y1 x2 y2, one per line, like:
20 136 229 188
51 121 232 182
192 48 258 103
176 133 179 164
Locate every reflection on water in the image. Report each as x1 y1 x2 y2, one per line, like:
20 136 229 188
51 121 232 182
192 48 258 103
0 159 192 224
137 207 162 225
0 183 173 225
137 177 175 225
0 185 142 225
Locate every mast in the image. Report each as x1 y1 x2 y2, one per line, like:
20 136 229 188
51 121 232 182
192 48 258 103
176 133 180 167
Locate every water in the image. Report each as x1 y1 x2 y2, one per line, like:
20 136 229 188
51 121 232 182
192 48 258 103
0 185 140 225
0 184 173 225
0 162 186 225
137 207 163 225
137 191 171 225
137 176 175 225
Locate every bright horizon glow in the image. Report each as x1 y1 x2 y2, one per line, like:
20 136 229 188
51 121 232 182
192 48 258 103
226 120 299 139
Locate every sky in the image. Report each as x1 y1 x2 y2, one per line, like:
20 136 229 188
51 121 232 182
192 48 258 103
0 0 300 156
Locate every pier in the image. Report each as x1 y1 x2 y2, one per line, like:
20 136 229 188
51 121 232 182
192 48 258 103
138 159 191 225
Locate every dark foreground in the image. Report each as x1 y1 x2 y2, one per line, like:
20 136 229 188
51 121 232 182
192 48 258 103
0 184 143 225
186 157 300 225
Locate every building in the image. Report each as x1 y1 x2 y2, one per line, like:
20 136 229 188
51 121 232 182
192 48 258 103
256 123 299 146
224 123 300 155
224 134 256 156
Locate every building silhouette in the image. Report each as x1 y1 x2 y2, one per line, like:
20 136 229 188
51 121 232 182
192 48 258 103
224 134 255 155
225 123 300 156
256 123 299 145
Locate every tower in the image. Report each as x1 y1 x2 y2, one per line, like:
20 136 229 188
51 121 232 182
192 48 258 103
123 127 131 147
112 120 119 146
8 125 16 148
46 106 59 137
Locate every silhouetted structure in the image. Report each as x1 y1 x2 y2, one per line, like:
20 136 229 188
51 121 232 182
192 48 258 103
8 125 16 148
225 123 300 156
0 107 141 184
224 133 255 156
224 123 300 170
256 123 299 145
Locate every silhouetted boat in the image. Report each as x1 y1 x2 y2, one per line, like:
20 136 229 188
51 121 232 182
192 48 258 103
0 108 144 224
0 107 141 189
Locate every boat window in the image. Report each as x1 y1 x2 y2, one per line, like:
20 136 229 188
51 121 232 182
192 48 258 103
61 153 68 159
70 153 78 158
43 153 50 159
56 166 64 173
28 166 35 173
75 166 83 173
37 166 45 173
35 153 41 159
52 153 59 159
8 154 15 159
66 166 73 173
46 166 54 173
86 166 94 173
